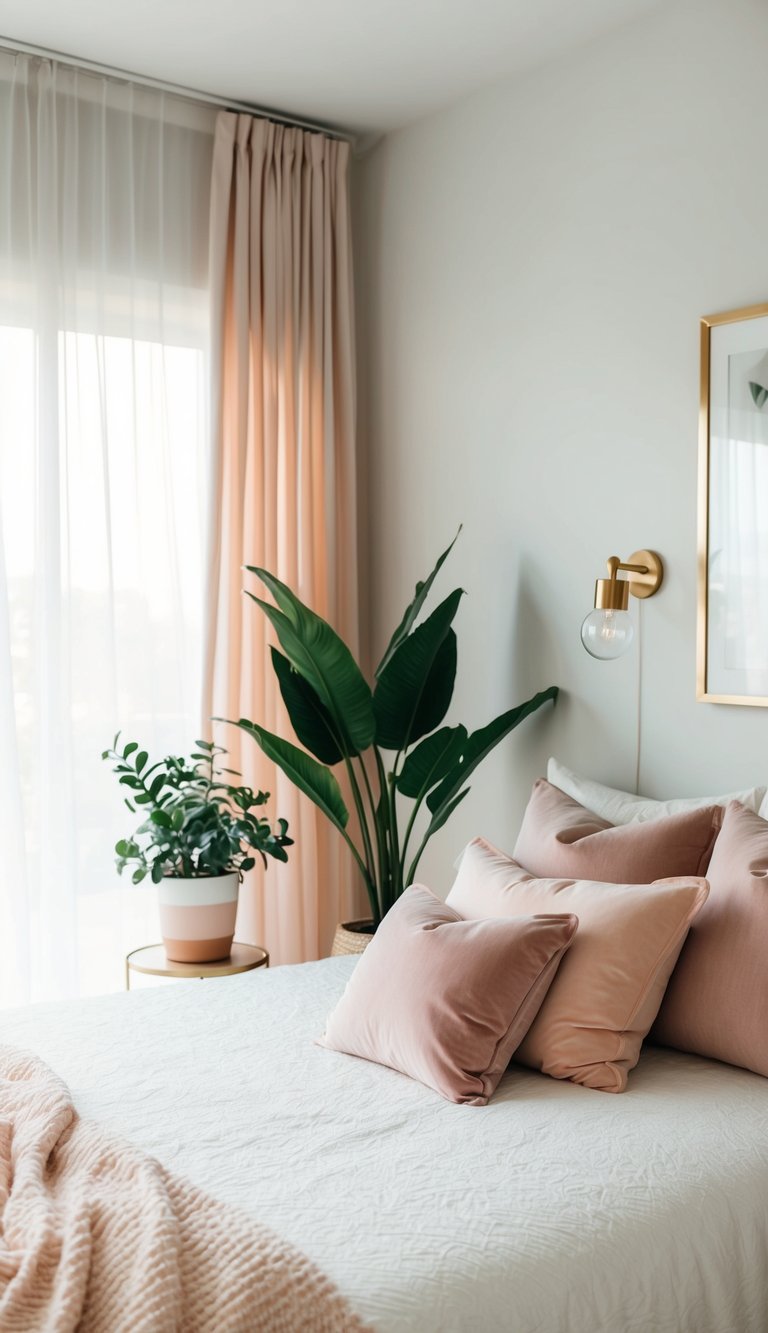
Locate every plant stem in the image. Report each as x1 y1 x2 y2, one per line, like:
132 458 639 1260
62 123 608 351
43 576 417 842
405 830 431 890
378 751 402 917
357 751 387 920
373 747 396 917
398 791 424 886
336 826 379 922
341 754 377 897
385 758 401 906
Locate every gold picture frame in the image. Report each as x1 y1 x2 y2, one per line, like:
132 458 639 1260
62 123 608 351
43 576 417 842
698 301 768 705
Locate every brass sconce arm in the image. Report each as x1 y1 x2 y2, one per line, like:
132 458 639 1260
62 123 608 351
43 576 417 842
595 550 664 611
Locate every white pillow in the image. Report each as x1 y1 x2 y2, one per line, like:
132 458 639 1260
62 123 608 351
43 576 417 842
547 757 766 826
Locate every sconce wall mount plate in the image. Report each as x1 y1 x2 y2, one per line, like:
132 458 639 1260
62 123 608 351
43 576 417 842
624 549 663 599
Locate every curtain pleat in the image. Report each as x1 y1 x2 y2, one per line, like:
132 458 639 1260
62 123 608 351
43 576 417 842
203 112 364 963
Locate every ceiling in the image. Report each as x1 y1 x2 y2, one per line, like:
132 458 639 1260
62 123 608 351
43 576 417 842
0 0 664 136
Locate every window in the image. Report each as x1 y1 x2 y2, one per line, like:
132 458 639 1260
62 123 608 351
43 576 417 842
0 51 216 1002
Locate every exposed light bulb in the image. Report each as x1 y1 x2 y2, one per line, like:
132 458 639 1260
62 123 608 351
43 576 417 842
580 608 634 660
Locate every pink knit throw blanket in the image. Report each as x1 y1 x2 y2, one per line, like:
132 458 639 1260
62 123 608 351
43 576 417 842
0 1044 367 1332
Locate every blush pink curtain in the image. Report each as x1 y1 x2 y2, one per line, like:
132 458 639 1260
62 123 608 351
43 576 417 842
203 112 364 963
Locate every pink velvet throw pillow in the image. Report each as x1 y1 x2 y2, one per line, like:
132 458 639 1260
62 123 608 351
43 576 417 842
318 884 577 1105
652 801 768 1077
513 779 721 883
447 838 709 1093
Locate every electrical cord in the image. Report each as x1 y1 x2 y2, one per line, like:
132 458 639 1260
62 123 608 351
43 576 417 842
635 600 643 794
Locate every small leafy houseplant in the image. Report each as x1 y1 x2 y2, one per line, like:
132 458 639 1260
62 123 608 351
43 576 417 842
103 737 292 962
224 531 557 937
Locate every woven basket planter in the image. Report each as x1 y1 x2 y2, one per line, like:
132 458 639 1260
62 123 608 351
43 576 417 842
330 920 375 957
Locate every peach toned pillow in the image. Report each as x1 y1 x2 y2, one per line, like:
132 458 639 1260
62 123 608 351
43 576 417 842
447 838 708 1093
653 801 768 1076
318 884 577 1105
513 779 721 882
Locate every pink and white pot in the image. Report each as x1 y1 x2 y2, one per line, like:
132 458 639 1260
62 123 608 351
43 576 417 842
158 873 239 963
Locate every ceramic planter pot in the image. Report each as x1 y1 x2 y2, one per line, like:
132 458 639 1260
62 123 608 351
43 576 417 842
158 873 239 963
330 918 376 957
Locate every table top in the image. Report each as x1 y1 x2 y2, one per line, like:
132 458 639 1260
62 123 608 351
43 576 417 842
126 942 269 979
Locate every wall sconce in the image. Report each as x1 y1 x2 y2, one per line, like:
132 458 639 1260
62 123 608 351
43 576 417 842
581 550 664 660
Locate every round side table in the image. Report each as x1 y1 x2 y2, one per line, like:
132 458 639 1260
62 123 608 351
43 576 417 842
125 942 269 990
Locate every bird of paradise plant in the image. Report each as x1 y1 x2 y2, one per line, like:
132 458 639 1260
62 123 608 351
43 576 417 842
223 532 557 928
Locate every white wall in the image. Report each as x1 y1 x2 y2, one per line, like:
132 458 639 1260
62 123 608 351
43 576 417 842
354 0 768 892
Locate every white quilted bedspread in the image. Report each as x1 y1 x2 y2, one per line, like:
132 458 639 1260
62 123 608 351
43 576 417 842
2 957 768 1333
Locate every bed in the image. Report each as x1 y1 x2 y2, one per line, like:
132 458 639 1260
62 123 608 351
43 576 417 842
2 956 767 1332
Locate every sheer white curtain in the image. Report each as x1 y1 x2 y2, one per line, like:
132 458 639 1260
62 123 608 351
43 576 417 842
0 51 216 1005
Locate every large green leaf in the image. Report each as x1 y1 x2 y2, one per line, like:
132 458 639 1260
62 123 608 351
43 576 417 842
270 648 344 766
412 631 457 744
229 717 349 831
376 527 461 677
373 590 463 751
426 686 559 816
396 724 468 798
245 567 374 753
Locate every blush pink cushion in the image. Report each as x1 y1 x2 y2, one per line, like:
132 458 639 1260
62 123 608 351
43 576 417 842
447 838 709 1093
318 884 577 1105
653 801 768 1076
513 779 721 882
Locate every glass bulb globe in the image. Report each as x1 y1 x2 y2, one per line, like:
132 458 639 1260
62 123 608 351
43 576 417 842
580 608 634 660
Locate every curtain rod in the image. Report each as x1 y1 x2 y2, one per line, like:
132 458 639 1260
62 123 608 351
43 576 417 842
0 34 356 144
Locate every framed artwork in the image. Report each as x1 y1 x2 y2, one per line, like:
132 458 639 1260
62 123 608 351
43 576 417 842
698 302 768 705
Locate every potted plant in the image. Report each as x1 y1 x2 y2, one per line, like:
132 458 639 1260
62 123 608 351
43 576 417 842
102 738 292 963
222 531 558 954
